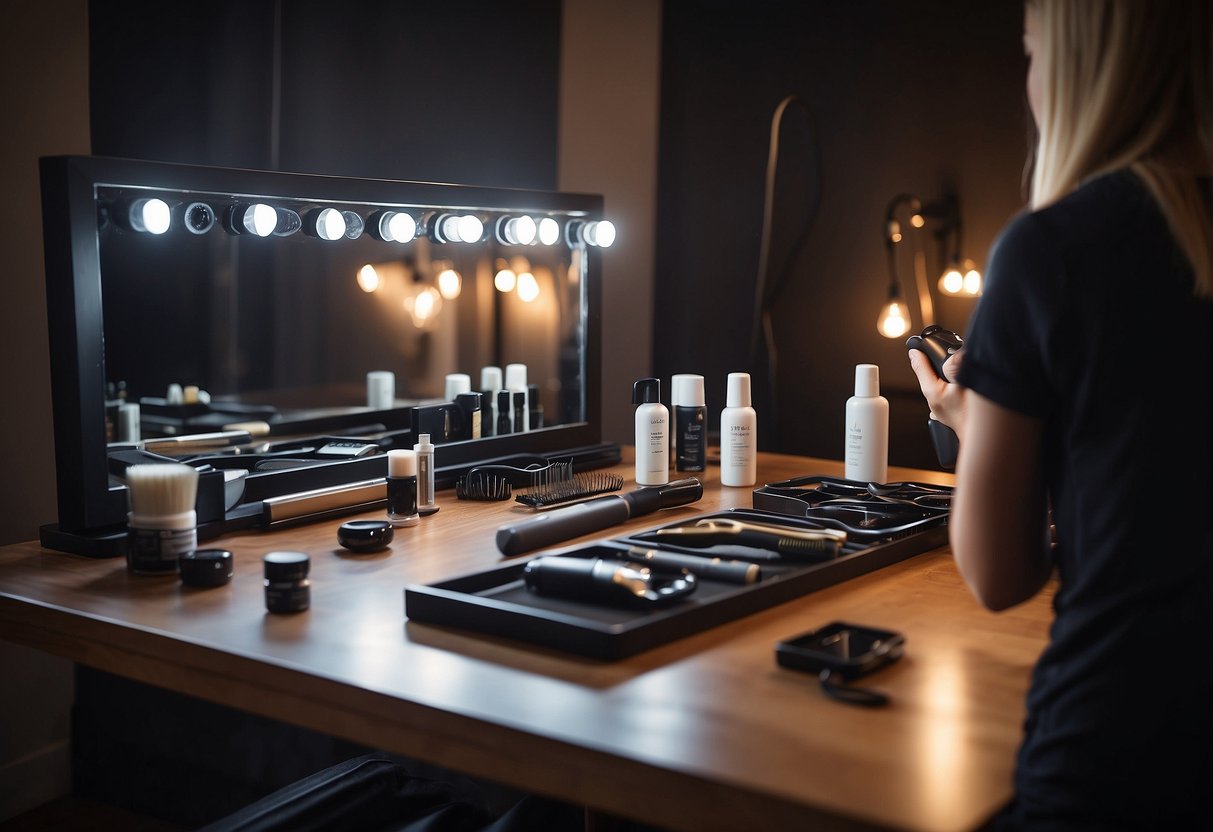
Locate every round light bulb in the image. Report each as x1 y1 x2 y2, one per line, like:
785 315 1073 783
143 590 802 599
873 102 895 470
386 212 416 243
504 215 537 245
517 271 539 302
313 207 346 241
245 203 277 237
494 268 517 292
437 267 462 299
357 264 380 293
135 198 171 234
938 267 964 295
962 267 983 295
584 220 616 247
876 300 910 339
456 214 483 243
537 217 560 246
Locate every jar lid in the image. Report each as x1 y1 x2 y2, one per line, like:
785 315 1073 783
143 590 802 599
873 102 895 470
263 550 310 580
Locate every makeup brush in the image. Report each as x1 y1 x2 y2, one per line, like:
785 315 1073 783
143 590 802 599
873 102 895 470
125 463 200 575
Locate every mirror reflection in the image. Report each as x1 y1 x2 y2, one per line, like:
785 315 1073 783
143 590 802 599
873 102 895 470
96 185 589 453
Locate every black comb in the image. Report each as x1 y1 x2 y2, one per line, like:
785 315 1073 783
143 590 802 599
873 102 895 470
515 471 625 508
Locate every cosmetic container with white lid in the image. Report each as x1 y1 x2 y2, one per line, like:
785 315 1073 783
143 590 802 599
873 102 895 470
844 363 889 483
720 372 757 487
633 377 670 485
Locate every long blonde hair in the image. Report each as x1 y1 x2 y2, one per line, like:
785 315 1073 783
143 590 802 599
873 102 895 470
1029 0 1213 297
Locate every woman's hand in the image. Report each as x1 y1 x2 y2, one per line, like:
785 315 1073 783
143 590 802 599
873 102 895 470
908 348 967 442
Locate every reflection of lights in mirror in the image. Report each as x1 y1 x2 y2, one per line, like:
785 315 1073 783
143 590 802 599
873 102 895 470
879 192 981 338
342 210 365 240
498 215 538 245
272 208 302 236
516 271 539 302
494 267 517 292
119 197 171 234
357 264 381 293
404 285 443 328
305 207 347 241
437 267 462 299
537 216 561 245
176 201 215 235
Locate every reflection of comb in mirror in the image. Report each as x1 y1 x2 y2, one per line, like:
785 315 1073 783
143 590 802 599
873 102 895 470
515 471 626 509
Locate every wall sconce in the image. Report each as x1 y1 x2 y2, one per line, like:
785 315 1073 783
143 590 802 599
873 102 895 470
877 192 982 338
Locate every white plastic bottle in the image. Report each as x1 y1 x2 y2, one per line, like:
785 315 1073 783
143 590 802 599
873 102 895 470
720 372 757 487
844 363 889 483
632 377 669 485
505 363 529 432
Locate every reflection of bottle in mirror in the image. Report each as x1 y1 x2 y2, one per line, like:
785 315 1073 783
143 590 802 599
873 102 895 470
673 374 706 472
505 363 529 431
497 390 513 435
444 373 471 403
480 366 503 436
632 377 669 485
512 392 526 435
720 372 756 487
456 392 482 440
367 370 395 410
527 383 544 429
844 363 889 484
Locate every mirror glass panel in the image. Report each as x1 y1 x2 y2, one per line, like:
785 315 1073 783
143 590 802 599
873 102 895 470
96 184 588 447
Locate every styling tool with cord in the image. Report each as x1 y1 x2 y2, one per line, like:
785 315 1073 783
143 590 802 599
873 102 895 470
905 324 963 469
496 478 704 557
523 555 698 607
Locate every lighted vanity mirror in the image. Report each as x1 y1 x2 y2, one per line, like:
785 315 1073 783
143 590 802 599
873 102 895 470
40 155 614 555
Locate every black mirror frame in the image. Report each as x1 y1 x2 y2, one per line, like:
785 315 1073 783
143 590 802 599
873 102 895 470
38 155 609 555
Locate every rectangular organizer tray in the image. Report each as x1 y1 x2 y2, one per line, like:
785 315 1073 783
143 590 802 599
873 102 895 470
404 479 951 660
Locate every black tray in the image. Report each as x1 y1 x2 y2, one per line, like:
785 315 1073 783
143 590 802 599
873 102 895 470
404 494 950 660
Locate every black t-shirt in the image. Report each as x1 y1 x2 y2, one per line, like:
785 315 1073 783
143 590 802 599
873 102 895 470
958 170 1212 828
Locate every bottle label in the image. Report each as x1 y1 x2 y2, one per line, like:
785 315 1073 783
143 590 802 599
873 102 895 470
676 406 706 471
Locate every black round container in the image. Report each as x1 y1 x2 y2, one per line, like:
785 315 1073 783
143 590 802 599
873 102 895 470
263 551 310 613
179 549 234 587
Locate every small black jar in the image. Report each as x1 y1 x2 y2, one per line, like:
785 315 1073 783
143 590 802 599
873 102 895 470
263 551 310 613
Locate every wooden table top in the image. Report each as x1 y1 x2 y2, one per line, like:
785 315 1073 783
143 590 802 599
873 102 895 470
0 450 1053 832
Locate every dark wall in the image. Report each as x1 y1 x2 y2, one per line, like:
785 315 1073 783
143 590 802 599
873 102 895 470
655 0 1030 470
89 0 561 188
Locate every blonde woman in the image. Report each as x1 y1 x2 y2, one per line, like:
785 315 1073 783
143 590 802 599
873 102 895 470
910 1 1212 828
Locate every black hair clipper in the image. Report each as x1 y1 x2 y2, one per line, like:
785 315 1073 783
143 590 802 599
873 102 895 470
906 325 962 469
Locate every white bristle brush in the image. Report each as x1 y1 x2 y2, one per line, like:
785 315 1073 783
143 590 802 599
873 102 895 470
125 463 199 518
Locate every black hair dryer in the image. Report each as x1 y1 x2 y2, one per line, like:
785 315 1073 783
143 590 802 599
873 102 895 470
905 325 963 469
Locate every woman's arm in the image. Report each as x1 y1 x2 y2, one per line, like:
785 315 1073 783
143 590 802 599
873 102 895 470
950 390 1054 610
